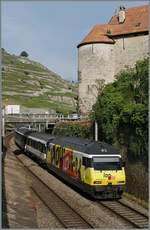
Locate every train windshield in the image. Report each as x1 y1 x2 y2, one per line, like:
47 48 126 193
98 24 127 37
92 157 122 170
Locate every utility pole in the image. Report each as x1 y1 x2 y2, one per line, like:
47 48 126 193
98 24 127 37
1 108 5 151
2 108 5 137
95 121 98 141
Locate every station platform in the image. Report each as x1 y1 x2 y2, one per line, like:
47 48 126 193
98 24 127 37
2 143 38 228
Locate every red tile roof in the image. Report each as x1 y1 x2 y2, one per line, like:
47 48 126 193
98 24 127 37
77 5 148 48
78 25 115 47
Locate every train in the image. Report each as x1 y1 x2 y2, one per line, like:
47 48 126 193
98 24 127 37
15 127 126 199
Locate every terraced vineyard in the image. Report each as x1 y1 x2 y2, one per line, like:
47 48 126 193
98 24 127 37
2 49 78 114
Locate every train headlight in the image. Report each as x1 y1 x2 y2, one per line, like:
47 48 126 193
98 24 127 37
94 181 102 184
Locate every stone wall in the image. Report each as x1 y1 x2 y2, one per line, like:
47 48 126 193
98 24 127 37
78 43 114 114
78 34 148 114
113 34 148 76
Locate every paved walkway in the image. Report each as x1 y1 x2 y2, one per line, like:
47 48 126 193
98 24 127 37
2 143 38 228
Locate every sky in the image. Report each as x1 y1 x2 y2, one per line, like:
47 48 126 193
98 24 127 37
2 0 149 82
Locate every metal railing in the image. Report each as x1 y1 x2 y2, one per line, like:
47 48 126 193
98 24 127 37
5 113 88 122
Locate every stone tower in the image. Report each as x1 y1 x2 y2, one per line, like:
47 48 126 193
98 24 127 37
77 5 149 115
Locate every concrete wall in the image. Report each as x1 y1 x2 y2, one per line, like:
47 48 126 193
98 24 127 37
125 160 148 202
78 34 148 114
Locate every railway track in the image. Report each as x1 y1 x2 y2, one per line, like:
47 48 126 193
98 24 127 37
30 176 92 228
5 134 93 228
99 200 148 228
15 154 93 228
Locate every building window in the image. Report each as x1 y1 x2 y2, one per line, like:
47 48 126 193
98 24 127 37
123 37 125 50
87 85 90 94
78 71 82 82
92 44 94 53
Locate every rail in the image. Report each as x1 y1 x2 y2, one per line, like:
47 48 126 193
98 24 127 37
99 200 148 228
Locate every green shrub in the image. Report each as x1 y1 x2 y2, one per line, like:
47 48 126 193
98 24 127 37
52 121 93 138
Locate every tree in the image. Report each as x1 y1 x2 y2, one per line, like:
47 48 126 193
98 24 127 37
1 48 5 52
20 51 29 57
92 58 148 160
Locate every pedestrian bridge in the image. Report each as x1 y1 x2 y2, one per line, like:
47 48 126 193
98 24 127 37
4 113 87 133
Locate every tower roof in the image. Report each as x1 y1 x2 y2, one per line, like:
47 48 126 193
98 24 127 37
78 24 115 47
77 5 148 48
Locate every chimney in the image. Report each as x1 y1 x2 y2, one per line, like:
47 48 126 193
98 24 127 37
118 6 126 24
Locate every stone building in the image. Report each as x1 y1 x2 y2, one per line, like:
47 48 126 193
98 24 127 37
77 5 149 114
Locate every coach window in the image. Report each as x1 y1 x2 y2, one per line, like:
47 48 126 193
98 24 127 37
32 140 34 147
40 143 43 152
35 141 38 149
40 144 43 153
42 145 46 153
38 143 40 151
38 143 42 152
37 142 40 151
40 143 42 151
34 141 36 148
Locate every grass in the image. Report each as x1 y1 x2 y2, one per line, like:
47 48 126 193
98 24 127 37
2 71 64 92
2 51 77 113
3 81 41 91
2 53 48 73
2 95 75 114
2 68 77 94
2 71 32 82
43 91 77 98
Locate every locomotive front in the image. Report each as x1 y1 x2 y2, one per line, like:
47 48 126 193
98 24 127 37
89 155 125 199
80 141 126 199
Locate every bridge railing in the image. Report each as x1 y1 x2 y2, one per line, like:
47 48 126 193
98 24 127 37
5 113 60 119
5 113 88 122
